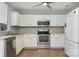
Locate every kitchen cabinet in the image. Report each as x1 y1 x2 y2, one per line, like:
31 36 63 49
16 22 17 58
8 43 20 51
0 40 5 57
10 11 20 26
19 15 37 26
19 15 66 26
0 2 8 24
50 34 64 48
53 15 66 26
16 35 24 55
37 15 51 21
50 15 55 26
24 34 37 48
37 15 66 26
16 36 21 55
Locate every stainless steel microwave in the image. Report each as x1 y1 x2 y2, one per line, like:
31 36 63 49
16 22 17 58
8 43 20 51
37 21 50 26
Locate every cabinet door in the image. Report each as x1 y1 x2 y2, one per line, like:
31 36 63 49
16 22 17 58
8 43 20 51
24 34 37 48
16 36 21 55
50 34 54 47
20 15 37 26
20 35 24 49
0 2 8 24
32 34 37 48
36 15 44 21
11 12 19 26
53 15 66 26
50 34 64 48
53 34 64 48
50 15 55 26
19 36 23 51
16 36 20 55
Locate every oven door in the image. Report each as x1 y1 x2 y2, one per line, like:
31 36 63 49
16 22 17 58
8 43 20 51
38 34 49 44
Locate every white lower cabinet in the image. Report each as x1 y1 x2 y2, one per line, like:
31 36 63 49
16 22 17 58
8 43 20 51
16 35 24 55
16 34 37 55
24 34 37 48
50 34 64 48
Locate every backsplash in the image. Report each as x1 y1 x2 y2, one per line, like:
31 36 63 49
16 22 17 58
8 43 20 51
17 27 64 34
49 27 64 34
10 27 18 34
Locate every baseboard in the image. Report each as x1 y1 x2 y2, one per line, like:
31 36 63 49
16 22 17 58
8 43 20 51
50 47 64 49
24 47 38 49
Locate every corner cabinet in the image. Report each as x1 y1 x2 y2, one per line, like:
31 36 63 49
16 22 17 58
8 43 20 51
10 11 20 26
0 2 8 24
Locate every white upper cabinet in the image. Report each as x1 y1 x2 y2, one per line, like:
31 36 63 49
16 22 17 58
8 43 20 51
50 15 55 26
37 15 50 21
18 15 66 26
53 15 66 26
19 15 37 26
0 2 8 24
10 11 20 26
50 15 66 26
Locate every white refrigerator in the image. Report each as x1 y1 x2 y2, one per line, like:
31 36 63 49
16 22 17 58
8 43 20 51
65 7 79 57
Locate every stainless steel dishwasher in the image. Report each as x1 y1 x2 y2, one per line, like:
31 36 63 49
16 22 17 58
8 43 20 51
5 37 16 57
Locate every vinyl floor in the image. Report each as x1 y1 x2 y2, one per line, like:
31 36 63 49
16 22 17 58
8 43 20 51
18 49 67 57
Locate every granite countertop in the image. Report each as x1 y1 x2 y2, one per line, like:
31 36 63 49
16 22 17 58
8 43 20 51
0 35 15 40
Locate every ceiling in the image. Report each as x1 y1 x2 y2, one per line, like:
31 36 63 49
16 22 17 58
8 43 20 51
7 2 79 14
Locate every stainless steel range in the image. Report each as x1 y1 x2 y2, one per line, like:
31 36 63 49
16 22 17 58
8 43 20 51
37 28 50 48
37 20 50 48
